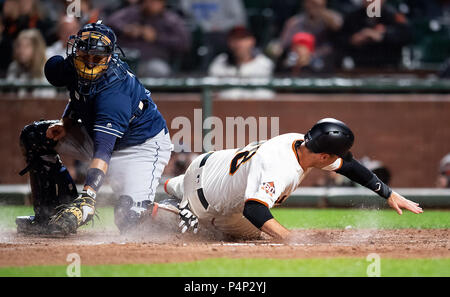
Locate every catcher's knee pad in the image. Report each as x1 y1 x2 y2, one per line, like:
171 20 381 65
19 120 78 226
114 196 151 233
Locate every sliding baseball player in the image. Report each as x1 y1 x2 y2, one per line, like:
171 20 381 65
164 118 423 240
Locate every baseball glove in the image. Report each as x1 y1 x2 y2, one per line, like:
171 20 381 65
48 191 96 235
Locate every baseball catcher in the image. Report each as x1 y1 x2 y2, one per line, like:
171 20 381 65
165 118 423 240
17 21 172 235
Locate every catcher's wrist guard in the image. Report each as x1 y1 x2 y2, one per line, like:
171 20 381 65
49 191 96 235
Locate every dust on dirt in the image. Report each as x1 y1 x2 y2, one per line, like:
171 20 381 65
0 228 449 267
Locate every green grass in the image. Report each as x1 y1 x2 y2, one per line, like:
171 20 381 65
0 205 116 231
1 206 449 277
1 206 449 230
271 208 450 229
0 258 449 277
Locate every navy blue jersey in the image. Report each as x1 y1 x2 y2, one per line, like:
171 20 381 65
46 55 167 151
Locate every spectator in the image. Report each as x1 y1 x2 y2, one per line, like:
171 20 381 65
91 0 130 17
208 26 274 99
46 16 80 58
0 0 52 75
78 0 102 25
0 0 20 74
107 0 191 77
269 0 301 38
6 29 46 82
180 0 247 71
269 0 342 73
359 156 391 185
407 0 450 20
276 32 317 76
337 0 412 69
437 153 450 188
15 0 53 41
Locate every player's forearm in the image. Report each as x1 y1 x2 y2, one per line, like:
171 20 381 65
243 200 290 239
83 158 108 193
261 219 291 240
336 157 392 199
83 132 117 194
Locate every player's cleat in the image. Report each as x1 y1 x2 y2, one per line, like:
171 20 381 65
16 216 51 235
48 195 96 235
155 197 180 215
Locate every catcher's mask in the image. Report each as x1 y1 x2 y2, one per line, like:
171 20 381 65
67 21 120 93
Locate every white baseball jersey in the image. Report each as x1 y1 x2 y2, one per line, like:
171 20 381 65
201 133 343 214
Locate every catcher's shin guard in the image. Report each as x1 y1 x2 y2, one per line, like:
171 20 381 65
18 120 78 233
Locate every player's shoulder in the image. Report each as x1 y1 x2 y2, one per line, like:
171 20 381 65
263 133 305 147
252 133 304 167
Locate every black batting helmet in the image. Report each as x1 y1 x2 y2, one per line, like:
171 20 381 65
304 118 354 160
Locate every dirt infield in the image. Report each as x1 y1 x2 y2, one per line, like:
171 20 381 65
0 229 449 267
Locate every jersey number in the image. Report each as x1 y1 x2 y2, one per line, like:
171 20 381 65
229 141 264 175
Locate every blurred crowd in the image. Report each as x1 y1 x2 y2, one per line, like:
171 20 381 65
1 0 449 185
2 0 450 84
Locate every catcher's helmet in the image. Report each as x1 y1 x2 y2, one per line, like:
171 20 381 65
67 21 117 91
304 118 354 160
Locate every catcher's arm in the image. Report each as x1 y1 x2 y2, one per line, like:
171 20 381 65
243 200 290 239
335 157 423 215
82 131 118 195
46 120 114 195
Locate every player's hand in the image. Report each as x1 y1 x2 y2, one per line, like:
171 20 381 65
141 26 157 43
351 30 370 46
123 24 141 39
387 191 423 215
178 200 198 234
46 123 66 141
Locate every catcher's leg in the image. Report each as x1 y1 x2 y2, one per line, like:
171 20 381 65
17 120 79 234
109 129 173 233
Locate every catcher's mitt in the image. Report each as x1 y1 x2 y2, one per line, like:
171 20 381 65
49 191 96 235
